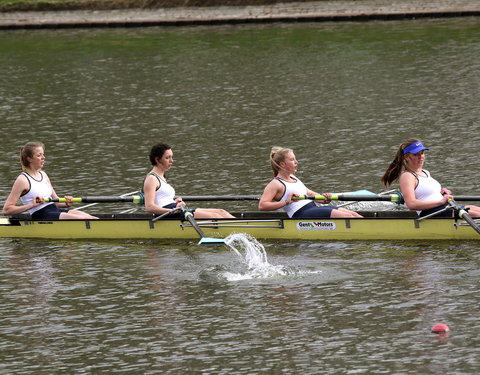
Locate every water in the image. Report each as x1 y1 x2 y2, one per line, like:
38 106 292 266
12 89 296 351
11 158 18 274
1 18 480 374
2 238 479 373
220 233 309 281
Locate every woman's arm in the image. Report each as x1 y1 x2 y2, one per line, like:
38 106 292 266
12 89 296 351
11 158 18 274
2 175 40 215
258 180 292 211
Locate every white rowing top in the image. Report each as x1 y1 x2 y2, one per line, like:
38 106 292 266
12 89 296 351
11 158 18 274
20 171 54 214
275 175 311 218
413 169 443 214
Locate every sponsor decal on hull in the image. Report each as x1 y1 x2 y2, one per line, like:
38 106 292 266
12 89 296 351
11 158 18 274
296 221 336 231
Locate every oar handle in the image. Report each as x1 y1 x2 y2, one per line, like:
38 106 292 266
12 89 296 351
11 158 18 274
40 195 145 204
292 195 329 201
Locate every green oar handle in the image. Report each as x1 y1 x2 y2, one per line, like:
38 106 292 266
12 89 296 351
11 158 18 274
293 193 404 204
292 195 329 201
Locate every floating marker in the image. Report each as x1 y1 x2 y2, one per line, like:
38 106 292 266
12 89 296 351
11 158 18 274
431 323 450 333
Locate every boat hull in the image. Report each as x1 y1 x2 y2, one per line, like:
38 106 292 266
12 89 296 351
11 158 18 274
1 212 479 241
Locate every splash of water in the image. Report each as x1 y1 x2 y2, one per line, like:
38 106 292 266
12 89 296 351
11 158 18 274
221 233 299 281
224 233 269 269
198 233 323 282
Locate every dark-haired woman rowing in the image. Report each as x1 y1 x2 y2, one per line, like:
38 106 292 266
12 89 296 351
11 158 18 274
143 142 235 219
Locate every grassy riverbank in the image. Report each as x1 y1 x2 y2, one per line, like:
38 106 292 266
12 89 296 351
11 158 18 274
0 0 310 12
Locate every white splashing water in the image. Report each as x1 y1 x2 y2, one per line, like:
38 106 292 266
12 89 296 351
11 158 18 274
221 233 317 281
224 233 269 269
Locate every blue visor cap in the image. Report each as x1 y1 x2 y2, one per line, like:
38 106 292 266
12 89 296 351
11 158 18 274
403 142 429 155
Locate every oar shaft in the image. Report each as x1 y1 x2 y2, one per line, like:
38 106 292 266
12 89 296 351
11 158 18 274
42 194 259 204
179 195 260 201
293 194 478 203
183 211 207 238
181 208 226 245
40 194 479 203
451 195 480 201
448 199 480 235
460 214 480 234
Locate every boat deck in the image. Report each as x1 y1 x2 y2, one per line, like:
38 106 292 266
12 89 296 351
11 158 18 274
6 209 421 222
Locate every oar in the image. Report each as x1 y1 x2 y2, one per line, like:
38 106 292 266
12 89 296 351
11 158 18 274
40 194 261 204
37 193 480 205
293 192 404 204
41 195 145 204
150 206 226 245
151 207 183 222
448 195 480 202
181 208 227 245
75 190 140 211
447 198 480 235
337 189 397 208
180 195 260 201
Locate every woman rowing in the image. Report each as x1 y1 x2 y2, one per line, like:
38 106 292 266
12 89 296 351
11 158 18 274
143 142 235 218
2 141 98 220
258 146 362 218
381 138 480 217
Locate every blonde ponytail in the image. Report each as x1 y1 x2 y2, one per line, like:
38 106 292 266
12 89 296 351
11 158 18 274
269 146 292 176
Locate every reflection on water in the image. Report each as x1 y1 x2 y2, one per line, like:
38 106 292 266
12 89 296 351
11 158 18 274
1 18 480 374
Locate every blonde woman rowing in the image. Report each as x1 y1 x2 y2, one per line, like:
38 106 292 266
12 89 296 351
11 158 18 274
258 147 362 218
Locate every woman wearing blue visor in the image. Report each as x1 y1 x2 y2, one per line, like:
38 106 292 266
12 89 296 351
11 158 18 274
381 138 480 218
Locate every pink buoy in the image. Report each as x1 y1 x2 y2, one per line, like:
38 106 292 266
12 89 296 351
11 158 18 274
431 323 450 333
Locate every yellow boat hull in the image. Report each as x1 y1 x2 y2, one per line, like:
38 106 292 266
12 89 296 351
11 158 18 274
1 212 478 241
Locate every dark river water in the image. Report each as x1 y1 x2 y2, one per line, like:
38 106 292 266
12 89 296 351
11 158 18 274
0 17 479 374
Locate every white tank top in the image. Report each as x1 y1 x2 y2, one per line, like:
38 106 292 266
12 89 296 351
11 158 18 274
276 175 311 218
150 174 176 208
20 171 54 214
413 170 443 214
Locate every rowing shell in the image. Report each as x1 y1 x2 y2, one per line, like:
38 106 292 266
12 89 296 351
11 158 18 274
1 210 479 241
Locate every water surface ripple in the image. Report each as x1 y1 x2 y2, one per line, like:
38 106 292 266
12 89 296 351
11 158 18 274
1 18 480 374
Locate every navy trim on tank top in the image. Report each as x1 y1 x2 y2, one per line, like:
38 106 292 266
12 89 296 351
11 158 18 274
20 171 35 197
